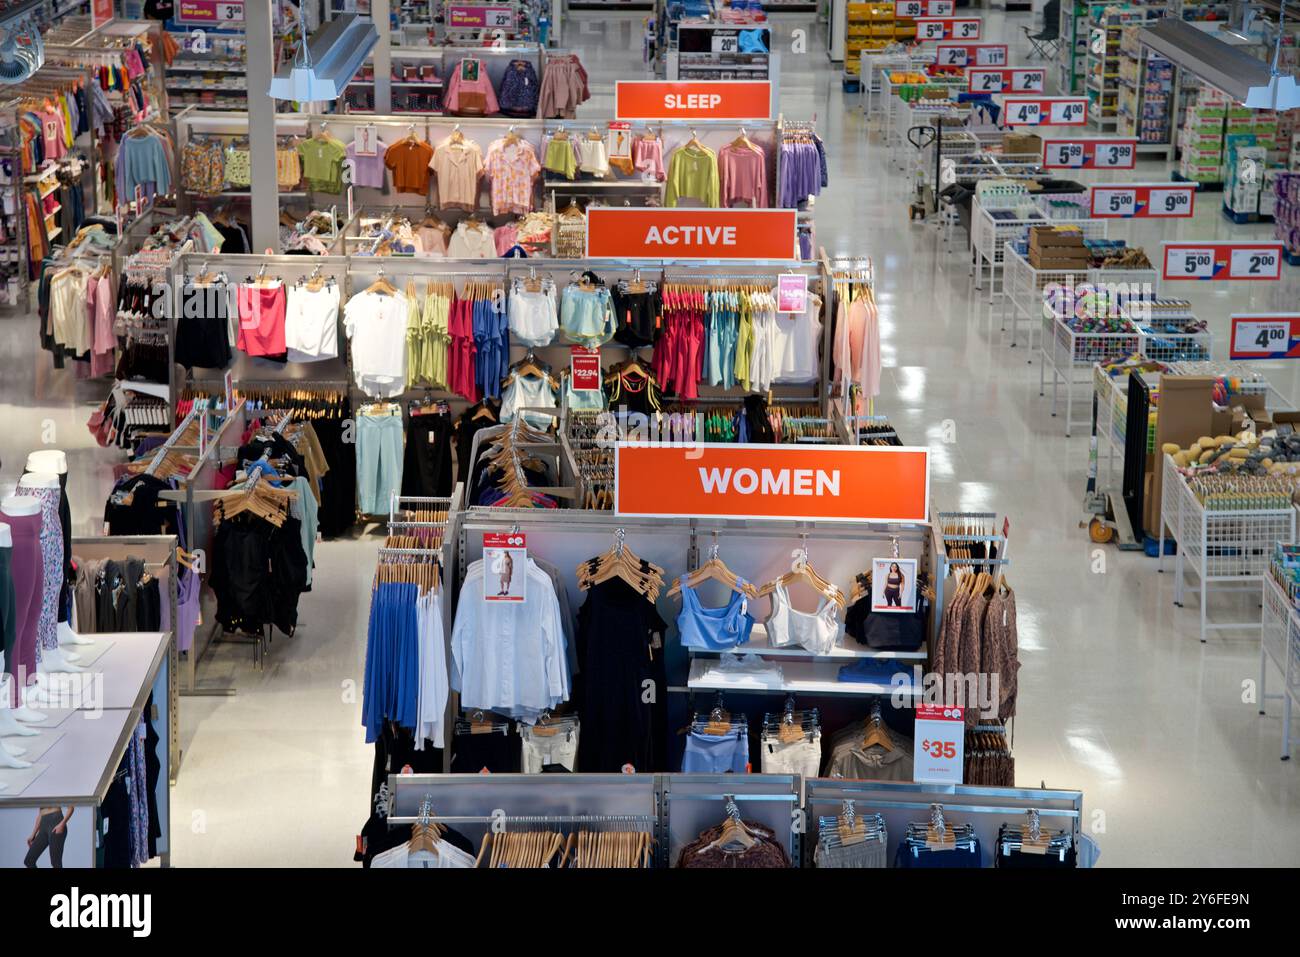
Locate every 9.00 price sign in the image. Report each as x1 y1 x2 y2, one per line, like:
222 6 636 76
1229 314 1300 360
1089 184 1195 218
913 705 965 784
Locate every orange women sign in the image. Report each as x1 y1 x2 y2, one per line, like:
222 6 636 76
614 444 931 523
615 81 772 120
586 209 797 260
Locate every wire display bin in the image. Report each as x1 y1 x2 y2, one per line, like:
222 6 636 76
1137 326 1214 363
1259 571 1300 760
861 50 931 120
971 192 1098 302
1157 454 1297 644
1040 311 1140 436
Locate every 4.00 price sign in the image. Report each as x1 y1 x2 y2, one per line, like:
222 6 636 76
1041 138 1136 169
1089 184 1195 218
967 67 1045 93
1002 96 1087 126
1162 242 1284 281
1229 314 1300 360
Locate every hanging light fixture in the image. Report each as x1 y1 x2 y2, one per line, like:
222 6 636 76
268 13 379 102
0 14 43 84
1244 0 1300 110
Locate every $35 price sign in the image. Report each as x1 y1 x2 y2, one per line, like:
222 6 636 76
913 705 965 784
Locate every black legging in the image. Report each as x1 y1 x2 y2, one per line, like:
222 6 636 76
25 811 65 868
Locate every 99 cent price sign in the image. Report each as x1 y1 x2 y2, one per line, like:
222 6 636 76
913 705 964 784
1089 184 1195 218
1002 96 1087 126
894 0 954 16
1041 138 1136 169
1162 242 1284 281
1229 314 1300 360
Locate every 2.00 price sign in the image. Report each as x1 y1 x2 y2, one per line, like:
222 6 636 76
1163 242 1284 281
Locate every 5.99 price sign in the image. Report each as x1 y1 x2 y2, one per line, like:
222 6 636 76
1162 242 1284 281
1089 184 1195 218
1041 138 1136 169
913 705 965 784
1230 314 1300 360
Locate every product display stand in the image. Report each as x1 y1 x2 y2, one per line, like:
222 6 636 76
1259 572 1300 760
970 191 1101 303
932 511 1011 646
0 629 172 868
1158 454 1297 643
66 537 179 782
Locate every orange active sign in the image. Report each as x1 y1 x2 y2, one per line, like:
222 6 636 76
586 208 796 260
614 444 931 523
615 81 772 120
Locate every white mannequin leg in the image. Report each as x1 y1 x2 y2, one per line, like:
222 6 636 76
0 744 30 768
36 646 85 674
2 739 25 757
57 621 94 647
0 706 39 736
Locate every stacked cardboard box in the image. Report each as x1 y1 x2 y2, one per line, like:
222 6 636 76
1003 132 1043 156
1028 227 1092 270
1178 90 1227 183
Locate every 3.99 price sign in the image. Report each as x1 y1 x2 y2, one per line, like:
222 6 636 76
1002 96 1087 126
1089 184 1195 218
1041 138 1136 169
1162 242 1284 281
1229 314 1300 360
967 67 1045 93
913 17 981 41
913 705 964 784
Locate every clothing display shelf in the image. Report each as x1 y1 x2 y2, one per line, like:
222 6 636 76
171 108 312 214
666 23 780 84
661 774 801 866
803 779 1084 868
933 510 1010 648
1002 243 1155 356
970 192 1103 304
1258 571 1300 760
1157 454 1298 644
67 536 180 787
1092 363 1292 492
0 623 173 868
342 43 547 117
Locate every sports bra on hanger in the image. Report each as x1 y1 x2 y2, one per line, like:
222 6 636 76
677 582 754 651
765 582 840 655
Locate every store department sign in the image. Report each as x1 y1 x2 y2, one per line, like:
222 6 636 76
447 5 517 29
586 208 796 260
1230 314 1300 360
175 0 245 25
614 81 772 120
614 444 931 523
92 0 114 28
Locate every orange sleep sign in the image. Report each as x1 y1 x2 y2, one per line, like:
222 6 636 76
614 444 931 523
586 208 797 260
615 81 772 120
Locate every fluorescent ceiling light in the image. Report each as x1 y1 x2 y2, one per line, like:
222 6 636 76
1139 19 1272 103
268 13 378 102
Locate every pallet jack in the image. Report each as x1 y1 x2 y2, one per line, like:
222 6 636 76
1081 392 1144 549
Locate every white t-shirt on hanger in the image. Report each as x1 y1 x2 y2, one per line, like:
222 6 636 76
344 289 409 397
772 289 823 383
285 283 341 362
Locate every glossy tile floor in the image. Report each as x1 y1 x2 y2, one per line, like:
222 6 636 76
3 5 1299 866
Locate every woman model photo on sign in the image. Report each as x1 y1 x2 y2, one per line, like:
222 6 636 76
871 557 916 613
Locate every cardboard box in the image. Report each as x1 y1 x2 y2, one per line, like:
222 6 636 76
1003 132 1042 156
1029 227 1086 248
1148 376 1217 536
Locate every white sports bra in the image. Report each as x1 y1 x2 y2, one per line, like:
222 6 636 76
765 582 841 655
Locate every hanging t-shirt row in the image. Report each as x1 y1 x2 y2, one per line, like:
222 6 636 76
173 274 341 369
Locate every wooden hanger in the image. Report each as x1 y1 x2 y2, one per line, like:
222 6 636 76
757 543 845 608
668 534 757 599
365 269 398 296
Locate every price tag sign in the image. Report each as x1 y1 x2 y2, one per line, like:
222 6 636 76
935 42 1006 67
1003 97 1087 126
1042 138 1136 169
1089 184 1194 218
894 0 924 16
914 17 981 41
570 346 602 391
483 533 527 603
776 273 808 314
353 124 377 157
967 67 1044 93
1163 242 1284 281
711 32 739 53
913 705 965 784
927 0 954 12
1229 314 1300 360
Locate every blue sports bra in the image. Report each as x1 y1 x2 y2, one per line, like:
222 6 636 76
677 582 755 650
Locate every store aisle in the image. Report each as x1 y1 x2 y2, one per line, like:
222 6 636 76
3 6 1295 867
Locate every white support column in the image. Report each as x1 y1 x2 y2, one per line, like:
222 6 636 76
374 0 392 114
246 0 279 252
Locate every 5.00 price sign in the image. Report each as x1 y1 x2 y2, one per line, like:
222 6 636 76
1089 184 1195 218
1041 138 1136 169
913 16 981 41
1002 96 1087 126
1162 242 1284 281
1229 314 1300 360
